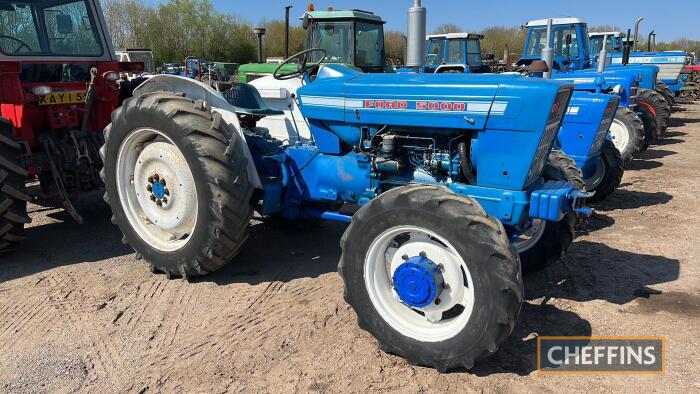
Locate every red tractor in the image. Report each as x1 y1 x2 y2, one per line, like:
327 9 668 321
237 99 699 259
0 0 143 253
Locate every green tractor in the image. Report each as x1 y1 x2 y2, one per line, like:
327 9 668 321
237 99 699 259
238 7 390 83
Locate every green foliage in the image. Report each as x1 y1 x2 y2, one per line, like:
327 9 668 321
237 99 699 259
103 0 698 68
384 30 406 66
480 26 525 60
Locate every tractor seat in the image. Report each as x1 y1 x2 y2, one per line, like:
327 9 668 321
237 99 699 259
220 82 284 117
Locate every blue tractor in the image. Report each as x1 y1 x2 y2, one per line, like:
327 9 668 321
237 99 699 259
101 47 590 371
589 28 690 105
518 18 671 150
421 32 626 202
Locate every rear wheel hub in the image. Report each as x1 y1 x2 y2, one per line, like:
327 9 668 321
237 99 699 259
392 256 444 308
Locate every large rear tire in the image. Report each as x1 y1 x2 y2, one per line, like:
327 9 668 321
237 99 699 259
514 150 580 273
101 92 254 278
655 81 675 109
638 88 671 140
586 140 624 203
608 107 644 167
339 185 522 372
0 119 30 254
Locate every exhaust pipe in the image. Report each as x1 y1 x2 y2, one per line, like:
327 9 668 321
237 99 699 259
284 6 292 59
647 31 655 52
253 27 266 63
597 34 608 73
622 29 632 65
632 16 644 52
542 19 554 79
406 0 426 70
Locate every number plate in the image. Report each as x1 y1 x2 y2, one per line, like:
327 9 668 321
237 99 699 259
38 91 86 106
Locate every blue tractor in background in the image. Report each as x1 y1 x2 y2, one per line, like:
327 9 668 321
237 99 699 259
421 31 626 202
589 30 688 105
101 45 590 371
517 18 671 150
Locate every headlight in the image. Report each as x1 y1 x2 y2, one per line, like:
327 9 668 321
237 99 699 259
31 85 53 96
103 71 120 81
612 84 625 96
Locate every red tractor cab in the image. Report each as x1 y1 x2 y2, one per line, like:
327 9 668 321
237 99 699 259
0 0 144 253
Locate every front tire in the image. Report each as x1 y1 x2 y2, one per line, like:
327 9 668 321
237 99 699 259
586 140 624 203
638 88 671 140
514 150 580 273
339 185 522 372
608 107 644 167
101 92 254 278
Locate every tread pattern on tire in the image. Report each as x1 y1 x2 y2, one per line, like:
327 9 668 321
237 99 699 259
655 81 675 109
101 92 255 278
338 185 523 372
638 88 671 140
0 118 30 254
588 140 624 203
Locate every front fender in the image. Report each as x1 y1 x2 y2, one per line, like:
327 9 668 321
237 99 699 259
132 75 262 188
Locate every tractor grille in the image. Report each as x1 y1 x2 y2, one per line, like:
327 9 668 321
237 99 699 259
526 87 572 186
589 98 620 155
629 82 639 110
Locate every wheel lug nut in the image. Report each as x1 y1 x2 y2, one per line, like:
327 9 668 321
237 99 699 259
402 254 409 260
434 298 441 305
161 179 166 187
162 197 168 204
150 195 156 201
156 200 163 207
146 184 152 192
148 176 154 183
153 173 160 181
164 188 170 196
419 251 427 258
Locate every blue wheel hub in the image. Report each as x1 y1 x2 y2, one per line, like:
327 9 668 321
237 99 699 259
152 180 166 199
146 174 169 206
392 256 444 308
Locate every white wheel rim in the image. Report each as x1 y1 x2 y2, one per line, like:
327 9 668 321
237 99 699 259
116 128 198 252
511 219 547 253
585 156 606 190
609 118 630 153
364 226 475 342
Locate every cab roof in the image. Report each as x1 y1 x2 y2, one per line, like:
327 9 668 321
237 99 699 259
426 33 484 40
589 32 625 38
301 9 384 23
525 17 586 27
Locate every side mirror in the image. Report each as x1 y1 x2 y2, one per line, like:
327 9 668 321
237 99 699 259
56 14 74 35
302 14 309 29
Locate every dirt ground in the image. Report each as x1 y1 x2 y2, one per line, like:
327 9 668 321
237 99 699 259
1 103 699 394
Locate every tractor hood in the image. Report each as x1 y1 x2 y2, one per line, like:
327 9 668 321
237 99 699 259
298 64 571 131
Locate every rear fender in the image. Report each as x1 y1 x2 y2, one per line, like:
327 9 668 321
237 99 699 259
132 75 262 188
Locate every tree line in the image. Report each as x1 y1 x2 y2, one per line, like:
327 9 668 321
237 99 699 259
103 0 699 68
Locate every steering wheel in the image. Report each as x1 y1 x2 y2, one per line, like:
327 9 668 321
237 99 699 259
273 48 327 80
0 35 31 53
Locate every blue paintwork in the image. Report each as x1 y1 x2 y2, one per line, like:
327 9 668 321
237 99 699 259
392 256 444 308
416 33 622 194
243 63 584 231
151 181 166 199
557 92 619 180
